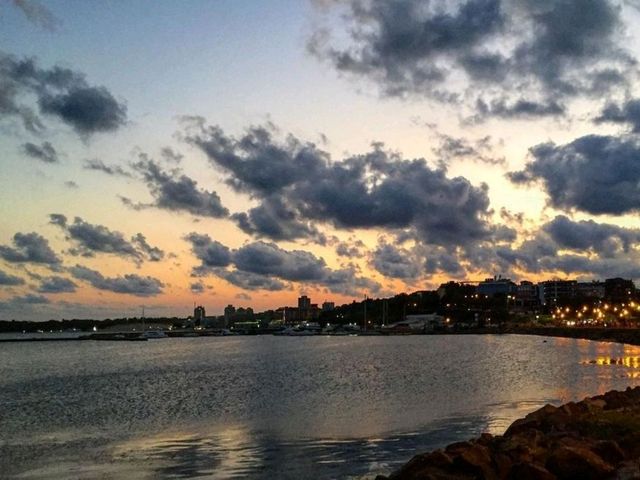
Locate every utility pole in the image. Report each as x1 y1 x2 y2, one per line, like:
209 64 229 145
363 295 367 332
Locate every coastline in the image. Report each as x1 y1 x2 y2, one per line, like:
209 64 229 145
505 326 640 347
378 386 640 480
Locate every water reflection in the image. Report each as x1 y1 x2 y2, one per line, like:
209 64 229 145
4 335 640 479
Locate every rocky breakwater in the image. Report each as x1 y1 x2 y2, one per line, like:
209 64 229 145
378 387 640 480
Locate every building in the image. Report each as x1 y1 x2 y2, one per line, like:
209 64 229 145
322 301 335 312
576 281 605 300
223 305 236 327
477 276 517 297
298 295 311 309
515 281 539 310
386 314 445 333
279 296 321 324
539 280 577 306
605 278 635 303
194 305 206 327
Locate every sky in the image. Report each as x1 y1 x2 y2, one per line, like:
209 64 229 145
3 0 640 321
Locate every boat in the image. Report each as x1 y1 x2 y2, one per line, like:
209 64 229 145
142 330 167 339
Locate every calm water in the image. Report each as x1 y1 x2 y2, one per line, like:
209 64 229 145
2 334 640 479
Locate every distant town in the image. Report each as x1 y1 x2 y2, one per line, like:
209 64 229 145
2 275 639 337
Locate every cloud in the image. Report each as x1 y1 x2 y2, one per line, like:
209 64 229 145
22 141 58 163
185 121 494 247
309 0 634 117
69 265 164 296
131 156 229 218
494 215 640 279
84 158 132 177
335 239 365 258
0 294 50 310
231 195 322 241
37 276 77 293
0 232 61 265
64 180 78 189
160 146 183 163
185 233 380 294
594 98 640 132
543 215 640 256
184 233 232 274
217 269 287 291
190 281 205 293
49 214 164 262
508 134 640 215
38 86 127 135
0 53 126 135
371 242 422 279
474 98 565 120
0 269 25 286
11 0 60 31
131 234 165 262
431 132 505 166
233 241 327 281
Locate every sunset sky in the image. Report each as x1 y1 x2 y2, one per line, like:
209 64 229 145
3 0 640 320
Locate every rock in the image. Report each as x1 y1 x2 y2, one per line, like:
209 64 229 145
506 462 556 480
546 445 614 479
386 388 640 480
452 443 497 480
583 398 607 410
594 440 626 464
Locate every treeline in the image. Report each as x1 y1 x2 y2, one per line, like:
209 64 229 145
0 317 182 333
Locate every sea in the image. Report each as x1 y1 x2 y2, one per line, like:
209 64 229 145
2 334 640 479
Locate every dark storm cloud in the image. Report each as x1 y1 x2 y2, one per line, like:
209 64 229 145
49 214 164 262
37 276 77 293
22 141 58 163
131 157 228 218
185 233 380 293
185 122 494 247
69 265 164 296
310 0 634 116
0 232 61 265
371 243 422 279
84 158 132 177
595 98 640 132
0 53 126 135
0 269 25 286
508 134 640 215
11 0 60 31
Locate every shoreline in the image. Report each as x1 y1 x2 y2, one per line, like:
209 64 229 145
378 386 640 480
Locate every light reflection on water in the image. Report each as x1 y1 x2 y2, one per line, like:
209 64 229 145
3 334 640 479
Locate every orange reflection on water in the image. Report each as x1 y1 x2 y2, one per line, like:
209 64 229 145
587 356 640 367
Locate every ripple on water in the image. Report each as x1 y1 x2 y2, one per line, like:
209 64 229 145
3 334 640 479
